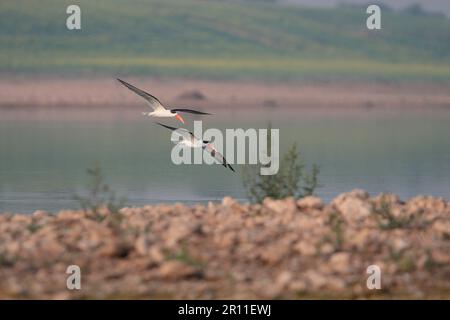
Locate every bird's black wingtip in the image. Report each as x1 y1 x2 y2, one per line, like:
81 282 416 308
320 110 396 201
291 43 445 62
155 122 177 131
228 164 235 173
116 78 127 86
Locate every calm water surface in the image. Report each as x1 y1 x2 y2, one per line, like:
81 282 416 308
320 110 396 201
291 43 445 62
1 106 450 213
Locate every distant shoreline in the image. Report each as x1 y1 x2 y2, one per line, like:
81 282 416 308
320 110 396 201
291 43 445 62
1 76 449 111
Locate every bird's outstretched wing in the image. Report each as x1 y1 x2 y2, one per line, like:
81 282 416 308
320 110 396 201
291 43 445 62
203 143 235 172
117 78 165 110
156 122 195 141
155 122 179 132
171 108 212 115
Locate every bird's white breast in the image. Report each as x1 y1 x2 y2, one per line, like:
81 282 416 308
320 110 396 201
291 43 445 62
152 109 175 117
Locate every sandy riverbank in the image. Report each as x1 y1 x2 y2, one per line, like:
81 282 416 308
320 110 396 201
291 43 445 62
1 77 450 110
1 190 449 299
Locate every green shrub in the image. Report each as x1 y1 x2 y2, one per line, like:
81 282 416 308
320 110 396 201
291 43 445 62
371 194 414 230
242 128 320 203
74 164 126 217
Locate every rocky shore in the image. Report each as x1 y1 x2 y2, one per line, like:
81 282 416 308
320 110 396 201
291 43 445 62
1 190 449 299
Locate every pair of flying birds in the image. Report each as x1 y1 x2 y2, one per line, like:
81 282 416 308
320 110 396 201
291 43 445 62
117 79 235 172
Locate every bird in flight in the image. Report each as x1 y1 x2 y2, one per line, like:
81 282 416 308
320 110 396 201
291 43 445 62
117 78 211 124
156 122 235 172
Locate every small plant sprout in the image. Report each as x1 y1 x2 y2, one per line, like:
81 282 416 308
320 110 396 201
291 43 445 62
372 194 415 230
74 164 126 217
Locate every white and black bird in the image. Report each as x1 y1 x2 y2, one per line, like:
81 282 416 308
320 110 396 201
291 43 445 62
156 123 235 172
117 78 211 124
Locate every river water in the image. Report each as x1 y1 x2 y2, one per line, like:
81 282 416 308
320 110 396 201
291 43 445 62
1 106 450 213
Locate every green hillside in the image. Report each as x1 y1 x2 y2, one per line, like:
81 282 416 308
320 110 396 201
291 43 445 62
1 0 450 80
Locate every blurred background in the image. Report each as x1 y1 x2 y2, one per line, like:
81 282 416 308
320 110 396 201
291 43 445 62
1 0 450 79
1 0 450 213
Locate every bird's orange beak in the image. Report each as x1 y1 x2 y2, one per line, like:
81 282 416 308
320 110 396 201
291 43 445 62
175 114 185 124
